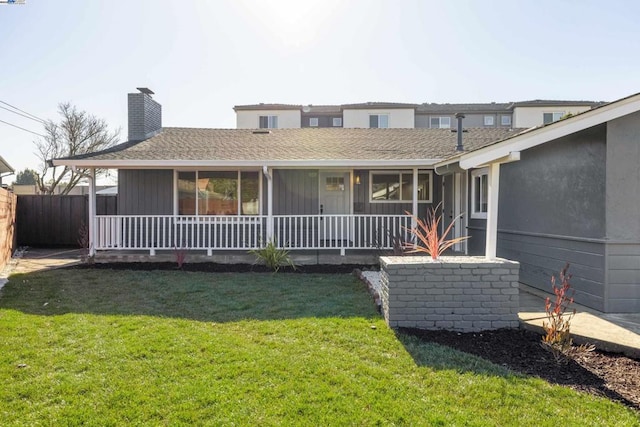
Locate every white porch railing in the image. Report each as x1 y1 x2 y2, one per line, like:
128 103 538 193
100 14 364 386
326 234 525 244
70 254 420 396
94 214 412 253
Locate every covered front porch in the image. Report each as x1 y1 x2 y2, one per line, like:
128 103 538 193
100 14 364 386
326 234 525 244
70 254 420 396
93 213 412 256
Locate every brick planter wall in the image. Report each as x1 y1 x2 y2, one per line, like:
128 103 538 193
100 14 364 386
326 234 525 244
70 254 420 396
380 256 520 332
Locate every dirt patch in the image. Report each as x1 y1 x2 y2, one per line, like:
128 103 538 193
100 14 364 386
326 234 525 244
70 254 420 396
400 327 640 411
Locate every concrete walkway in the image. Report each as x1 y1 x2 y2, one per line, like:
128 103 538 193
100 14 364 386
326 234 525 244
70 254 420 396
2 249 639 358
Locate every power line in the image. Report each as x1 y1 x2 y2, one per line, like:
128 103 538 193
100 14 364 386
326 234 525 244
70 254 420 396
0 118 45 138
0 100 47 123
0 104 46 124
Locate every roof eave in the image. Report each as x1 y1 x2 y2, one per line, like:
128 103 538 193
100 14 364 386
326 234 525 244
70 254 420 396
52 158 445 169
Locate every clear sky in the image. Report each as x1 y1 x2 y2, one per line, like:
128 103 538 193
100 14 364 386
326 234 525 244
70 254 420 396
1 0 639 179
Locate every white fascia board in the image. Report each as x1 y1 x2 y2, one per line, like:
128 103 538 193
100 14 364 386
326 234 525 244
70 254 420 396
459 95 640 170
52 158 444 169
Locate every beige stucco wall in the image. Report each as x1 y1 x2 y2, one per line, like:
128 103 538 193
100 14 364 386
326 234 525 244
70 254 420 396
342 108 415 128
236 110 301 129
513 106 592 128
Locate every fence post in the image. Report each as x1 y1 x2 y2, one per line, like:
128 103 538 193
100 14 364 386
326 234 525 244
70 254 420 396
88 168 96 256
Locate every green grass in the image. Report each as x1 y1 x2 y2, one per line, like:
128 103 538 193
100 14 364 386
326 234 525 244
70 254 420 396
0 269 637 426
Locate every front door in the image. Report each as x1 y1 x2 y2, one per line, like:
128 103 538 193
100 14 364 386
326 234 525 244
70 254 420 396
318 171 351 243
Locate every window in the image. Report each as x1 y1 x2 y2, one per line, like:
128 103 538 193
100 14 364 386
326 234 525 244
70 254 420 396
259 115 278 129
484 115 495 126
543 112 565 125
370 170 432 202
369 114 389 128
471 168 488 219
501 115 512 126
177 171 260 216
325 176 345 191
332 117 342 127
430 117 451 128
309 117 319 127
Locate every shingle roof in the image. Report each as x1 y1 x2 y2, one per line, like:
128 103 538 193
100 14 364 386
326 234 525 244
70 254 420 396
417 103 512 114
510 99 605 107
233 103 302 111
340 102 419 109
58 127 524 165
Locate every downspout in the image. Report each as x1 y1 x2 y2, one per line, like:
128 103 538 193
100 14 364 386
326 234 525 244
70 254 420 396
262 166 273 244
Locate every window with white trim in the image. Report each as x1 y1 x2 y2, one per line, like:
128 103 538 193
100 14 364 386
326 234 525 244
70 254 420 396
369 170 432 202
369 114 389 128
484 115 494 126
177 171 260 215
332 117 342 127
543 112 565 125
259 115 278 128
501 115 511 126
430 116 451 128
471 168 488 219
309 117 319 127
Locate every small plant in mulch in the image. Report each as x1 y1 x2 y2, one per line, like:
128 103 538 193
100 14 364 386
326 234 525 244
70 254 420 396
173 247 187 269
541 263 594 363
402 202 470 259
77 222 94 264
249 240 296 273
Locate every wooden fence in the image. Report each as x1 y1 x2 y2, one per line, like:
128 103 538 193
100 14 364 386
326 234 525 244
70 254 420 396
0 188 17 269
16 195 117 247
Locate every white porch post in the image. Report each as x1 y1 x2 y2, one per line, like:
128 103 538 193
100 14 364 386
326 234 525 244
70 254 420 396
485 162 500 259
264 166 274 243
412 167 419 247
88 168 96 257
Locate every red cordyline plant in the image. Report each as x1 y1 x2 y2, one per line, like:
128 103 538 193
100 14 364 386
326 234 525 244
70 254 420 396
403 202 470 259
542 263 576 352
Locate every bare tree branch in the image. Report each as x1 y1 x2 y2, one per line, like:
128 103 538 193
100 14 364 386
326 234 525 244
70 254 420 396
33 102 120 195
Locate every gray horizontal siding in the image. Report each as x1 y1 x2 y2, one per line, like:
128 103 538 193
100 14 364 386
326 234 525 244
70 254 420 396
497 230 606 311
606 243 640 312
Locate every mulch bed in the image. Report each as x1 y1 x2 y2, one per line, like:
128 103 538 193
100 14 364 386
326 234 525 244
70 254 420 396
70 262 375 274
400 327 640 411
69 262 639 411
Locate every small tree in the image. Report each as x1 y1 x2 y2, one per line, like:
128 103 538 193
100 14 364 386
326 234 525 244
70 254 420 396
34 102 120 195
14 168 38 185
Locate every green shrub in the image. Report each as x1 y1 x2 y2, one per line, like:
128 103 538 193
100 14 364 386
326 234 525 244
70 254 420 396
249 240 295 272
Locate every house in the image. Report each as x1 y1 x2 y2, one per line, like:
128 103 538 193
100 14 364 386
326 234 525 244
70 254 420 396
234 99 604 130
0 155 14 187
434 92 640 313
53 89 640 314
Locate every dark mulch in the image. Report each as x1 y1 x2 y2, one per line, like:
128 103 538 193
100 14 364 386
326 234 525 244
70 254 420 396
70 262 376 274
400 327 640 411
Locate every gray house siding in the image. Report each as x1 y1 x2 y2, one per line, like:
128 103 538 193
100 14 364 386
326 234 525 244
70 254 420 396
466 125 609 310
604 111 640 312
273 169 319 215
118 169 173 215
301 115 342 128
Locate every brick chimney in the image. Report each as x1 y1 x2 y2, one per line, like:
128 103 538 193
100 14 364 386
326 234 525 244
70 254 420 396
128 88 162 141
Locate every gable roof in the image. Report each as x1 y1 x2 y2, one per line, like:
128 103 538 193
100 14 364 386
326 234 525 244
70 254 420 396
53 127 523 169
437 92 640 170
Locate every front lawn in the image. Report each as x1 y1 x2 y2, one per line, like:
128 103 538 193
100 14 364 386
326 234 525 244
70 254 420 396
0 269 637 425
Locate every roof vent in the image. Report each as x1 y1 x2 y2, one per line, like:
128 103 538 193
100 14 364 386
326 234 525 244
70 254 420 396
252 130 272 134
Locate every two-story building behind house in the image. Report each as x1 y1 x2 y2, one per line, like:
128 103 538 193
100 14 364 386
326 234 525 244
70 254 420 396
234 99 605 129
